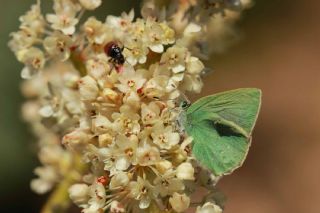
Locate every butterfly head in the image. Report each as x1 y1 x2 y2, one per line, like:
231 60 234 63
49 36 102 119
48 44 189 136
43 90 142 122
180 100 191 110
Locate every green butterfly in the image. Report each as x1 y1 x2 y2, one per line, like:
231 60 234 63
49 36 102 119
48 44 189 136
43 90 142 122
180 88 262 176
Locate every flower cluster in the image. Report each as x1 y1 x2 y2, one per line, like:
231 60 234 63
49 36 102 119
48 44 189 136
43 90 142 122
10 0 250 212
142 0 252 59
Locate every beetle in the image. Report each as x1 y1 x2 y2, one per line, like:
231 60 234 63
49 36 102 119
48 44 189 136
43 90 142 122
104 41 125 66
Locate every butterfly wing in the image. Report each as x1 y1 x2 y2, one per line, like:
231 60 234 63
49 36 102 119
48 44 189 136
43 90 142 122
185 88 261 176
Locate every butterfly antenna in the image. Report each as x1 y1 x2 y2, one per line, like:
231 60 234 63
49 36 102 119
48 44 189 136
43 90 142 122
180 92 191 105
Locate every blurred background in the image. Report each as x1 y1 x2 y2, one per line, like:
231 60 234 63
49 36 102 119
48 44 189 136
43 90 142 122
1 0 319 212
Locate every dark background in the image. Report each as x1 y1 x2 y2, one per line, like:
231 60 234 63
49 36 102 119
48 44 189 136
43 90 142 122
1 0 319 212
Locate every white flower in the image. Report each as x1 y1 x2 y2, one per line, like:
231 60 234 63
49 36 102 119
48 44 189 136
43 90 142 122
44 32 73 61
83 17 111 44
129 176 156 209
112 105 141 135
144 76 170 99
17 47 45 79
106 10 134 30
181 55 204 93
145 19 166 53
123 39 149 65
47 1 80 35
141 102 161 125
83 182 106 213
9 28 38 52
19 2 45 34
196 202 223 213
116 68 146 94
151 123 180 150
160 46 187 73
114 134 138 168
136 145 160 166
98 147 118 175
154 174 184 197
169 192 190 213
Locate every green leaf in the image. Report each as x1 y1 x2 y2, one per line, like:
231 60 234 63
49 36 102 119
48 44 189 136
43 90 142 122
184 88 261 176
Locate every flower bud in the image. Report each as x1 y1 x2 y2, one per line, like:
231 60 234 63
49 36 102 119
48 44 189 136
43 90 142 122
78 76 99 101
87 58 111 79
155 160 173 174
93 115 113 133
103 88 119 102
109 172 130 190
98 133 113 147
176 162 195 180
79 0 102 10
69 184 90 206
62 130 89 151
169 193 190 213
196 202 223 213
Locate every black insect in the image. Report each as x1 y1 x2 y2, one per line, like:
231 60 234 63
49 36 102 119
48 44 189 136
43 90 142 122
104 41 125 65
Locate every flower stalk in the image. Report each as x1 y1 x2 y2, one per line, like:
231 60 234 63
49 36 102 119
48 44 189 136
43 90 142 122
41 154 87 213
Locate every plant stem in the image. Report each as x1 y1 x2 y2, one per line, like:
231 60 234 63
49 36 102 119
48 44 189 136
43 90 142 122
70 51 87 77
41 154 87 213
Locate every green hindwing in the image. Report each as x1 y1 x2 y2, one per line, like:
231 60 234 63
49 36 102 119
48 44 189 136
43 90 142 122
185 88 262 176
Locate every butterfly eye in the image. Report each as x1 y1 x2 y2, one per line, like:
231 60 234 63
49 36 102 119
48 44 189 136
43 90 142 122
181 101 190 109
